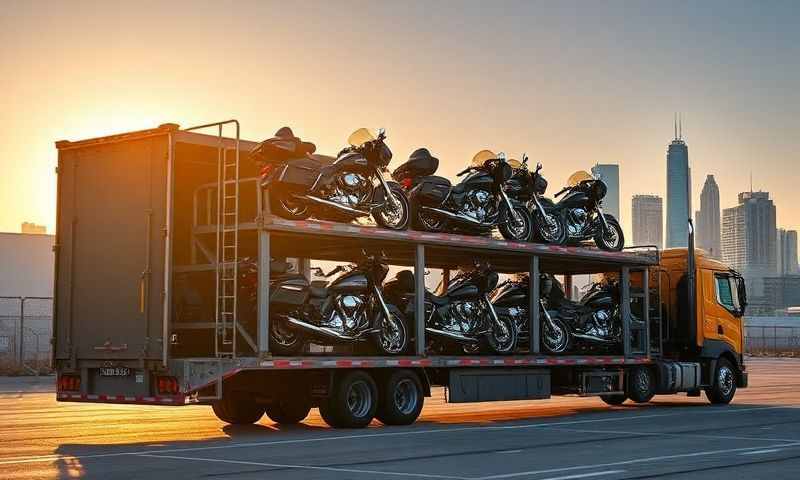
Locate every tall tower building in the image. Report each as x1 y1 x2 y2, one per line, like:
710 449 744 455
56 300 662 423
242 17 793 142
696 175 721 259
777 229 799 275
591 164 620 219
721 191 777 296
631 195 663 249
666 116 690 248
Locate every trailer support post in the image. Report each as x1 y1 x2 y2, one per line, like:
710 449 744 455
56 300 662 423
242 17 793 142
415 244 426 356
643 267 650 357
621 266 631 358
564 274 573 300
529 256 540 354
257 230 271 356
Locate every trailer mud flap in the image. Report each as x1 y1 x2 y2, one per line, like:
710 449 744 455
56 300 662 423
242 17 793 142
447 368 550 403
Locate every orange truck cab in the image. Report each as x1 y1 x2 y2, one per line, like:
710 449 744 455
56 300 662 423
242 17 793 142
655 248 748 401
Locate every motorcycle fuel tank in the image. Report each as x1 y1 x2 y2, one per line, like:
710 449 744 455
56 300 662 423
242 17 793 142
492 283 528 307
558 190 590 209
458 172 495 192
446 281 480 300
329 270 370 293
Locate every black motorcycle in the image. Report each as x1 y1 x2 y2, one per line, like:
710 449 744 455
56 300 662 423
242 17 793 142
253 127 410 230
504 155 568 244
383 264 517 354
266 252 409 355
543 170 625 251
391 149 533 241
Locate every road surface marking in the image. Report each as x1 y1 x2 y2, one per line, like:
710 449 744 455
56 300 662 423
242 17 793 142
0 405 795 466
520 471 624 480
540 426 800 444
739 449 782 456
136 453 469 479
477 442 800 479
496 449 523 454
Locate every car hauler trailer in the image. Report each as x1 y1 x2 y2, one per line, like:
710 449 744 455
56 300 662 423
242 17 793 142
53 121 747 428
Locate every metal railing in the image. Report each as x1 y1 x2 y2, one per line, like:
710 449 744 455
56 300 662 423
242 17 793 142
745 325 800 355
0 296 53 373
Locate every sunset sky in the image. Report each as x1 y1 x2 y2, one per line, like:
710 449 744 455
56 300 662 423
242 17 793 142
1 0 798 240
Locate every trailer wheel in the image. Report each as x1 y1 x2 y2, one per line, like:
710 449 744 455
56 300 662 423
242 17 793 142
376 370 424 426
626 366 655 404
319 371 378 428
211 392 264 425
600 394 627 406
705 358 737 405
264 398 312 425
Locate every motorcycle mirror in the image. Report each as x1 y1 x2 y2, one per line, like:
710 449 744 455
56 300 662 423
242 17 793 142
523 154 529 164
378 128 386 139
536 161 542 171
310 266 324 276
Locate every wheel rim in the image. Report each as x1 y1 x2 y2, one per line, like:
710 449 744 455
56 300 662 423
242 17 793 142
635 368 650 394
393 379 419 415
543 321 568 353
602 225 620 249
379 313 406 354
540 212 564 243
346 380 372 418
492 318 514 352
272 319 299 347
508 209 529 240
718 366 735 397
377 192 407 229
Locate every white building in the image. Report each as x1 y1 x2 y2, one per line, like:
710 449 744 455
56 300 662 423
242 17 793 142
0 232 54 297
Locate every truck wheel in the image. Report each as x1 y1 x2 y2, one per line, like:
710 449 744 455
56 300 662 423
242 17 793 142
626 366 655 404
600 394 627 406
376 370 424 426
264 398 312 425
211 392 264 425
705 358 737 405
318 371 378 428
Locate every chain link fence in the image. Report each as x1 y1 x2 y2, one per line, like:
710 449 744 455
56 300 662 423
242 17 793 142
745 325 800 356
0 296 53 373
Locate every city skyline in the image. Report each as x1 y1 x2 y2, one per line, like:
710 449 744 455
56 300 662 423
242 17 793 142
696 174 722 259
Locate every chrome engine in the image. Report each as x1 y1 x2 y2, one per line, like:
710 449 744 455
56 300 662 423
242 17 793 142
566 208 588 236
325 294 367 332
441 301 483 334
461 190 494 223
329 172 372 208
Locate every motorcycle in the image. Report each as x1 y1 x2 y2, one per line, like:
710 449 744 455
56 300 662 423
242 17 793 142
265 252 409 355
253 127 410 230
504 155 568 244
383 263 517 354
543 170 625 251
391 148 533 241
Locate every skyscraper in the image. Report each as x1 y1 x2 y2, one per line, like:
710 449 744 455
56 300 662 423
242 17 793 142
631 194 663 249
696 175 721 259
591 164 620 219
666 117 690 248
777 229 799 275
721 191 777 297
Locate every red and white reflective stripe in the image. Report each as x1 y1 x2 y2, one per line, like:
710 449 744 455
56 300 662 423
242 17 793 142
57 392 187 405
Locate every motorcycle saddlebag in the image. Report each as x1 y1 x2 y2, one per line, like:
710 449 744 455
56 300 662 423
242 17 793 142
276 157 320 190
270 274 309 306
391 148 439 183
412 176 451 206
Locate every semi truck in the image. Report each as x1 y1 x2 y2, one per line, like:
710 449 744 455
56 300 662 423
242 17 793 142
52 120 747 428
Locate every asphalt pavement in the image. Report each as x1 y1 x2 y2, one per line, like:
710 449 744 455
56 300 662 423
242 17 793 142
1 357 799 480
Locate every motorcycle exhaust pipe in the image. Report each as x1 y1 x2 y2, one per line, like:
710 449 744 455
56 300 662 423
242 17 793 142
284 316 371 342
425 327 478 344
419 206 497 228
570 332 618 343
300 195 371 217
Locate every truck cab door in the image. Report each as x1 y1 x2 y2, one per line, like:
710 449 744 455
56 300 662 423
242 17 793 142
703 271 744 353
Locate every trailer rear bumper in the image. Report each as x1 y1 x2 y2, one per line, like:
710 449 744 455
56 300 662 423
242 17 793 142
57 392 190 405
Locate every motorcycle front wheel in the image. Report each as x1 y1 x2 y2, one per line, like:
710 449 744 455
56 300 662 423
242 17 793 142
375 305 409 355
374 187 410 230
542 317 571 354
594 216 625 251
487 313 517 354
498 205 533 242
533 209 568 245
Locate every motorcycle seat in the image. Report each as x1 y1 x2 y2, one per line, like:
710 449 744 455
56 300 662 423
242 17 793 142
310 281 328 298
427 291 449 307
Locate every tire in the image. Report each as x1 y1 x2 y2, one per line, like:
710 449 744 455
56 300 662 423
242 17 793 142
533 209 568 245
211 391 264 425
374 187 410 230
375 305 409 355
499 205 533 242
264 398 311 425
487 313 517 354
269 192 310 220
600 394 627 406
318 371 378 428
542 317 571 354
269 316 305 356
376 370 425 426
594 216 625 251
705 358 737 405
626 366 656 403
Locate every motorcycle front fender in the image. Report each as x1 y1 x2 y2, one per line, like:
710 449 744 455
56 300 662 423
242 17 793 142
371 179 402 204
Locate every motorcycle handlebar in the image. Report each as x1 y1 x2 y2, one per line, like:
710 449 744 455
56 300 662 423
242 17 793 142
554 186 570 197
456 167 473 177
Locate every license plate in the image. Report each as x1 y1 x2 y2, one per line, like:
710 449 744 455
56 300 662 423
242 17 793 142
99 367 131 377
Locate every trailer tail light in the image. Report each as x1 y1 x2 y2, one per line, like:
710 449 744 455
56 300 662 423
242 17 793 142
58 375 81 392
400 177 413 189
259 163 274 179
156 376 179 395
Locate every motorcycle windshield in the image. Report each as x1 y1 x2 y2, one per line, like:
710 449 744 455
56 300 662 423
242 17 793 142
507 158 523 169
347 128 377 148
567 170 594 187
469 150 496 169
